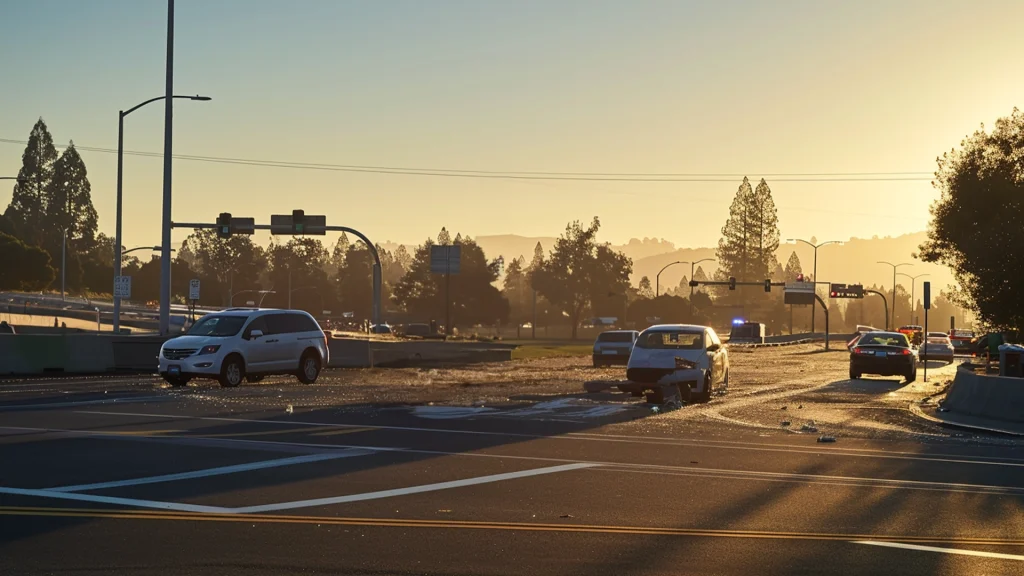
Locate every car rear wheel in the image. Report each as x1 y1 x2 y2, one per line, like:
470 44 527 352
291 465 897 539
693 373 713 403
297 352 321 385
219 355 245 388
905 369 916 384
849 368 861 380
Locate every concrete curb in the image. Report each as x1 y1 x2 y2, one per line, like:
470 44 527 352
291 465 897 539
909 402 1024 436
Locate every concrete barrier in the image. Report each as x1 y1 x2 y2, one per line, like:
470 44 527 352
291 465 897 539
941 364 1024 423
0 334 169 376
327 337 515 368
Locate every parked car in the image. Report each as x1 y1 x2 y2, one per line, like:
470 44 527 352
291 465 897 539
849 331 915 383
592 330 639 367
919 335 955 363
625 324 728 403
949 329 975 354
370 323 393 335
158 308 329 388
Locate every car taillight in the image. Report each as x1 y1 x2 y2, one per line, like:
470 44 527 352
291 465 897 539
901 348 912 355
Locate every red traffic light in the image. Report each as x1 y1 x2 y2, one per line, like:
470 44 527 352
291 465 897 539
796 273 804 282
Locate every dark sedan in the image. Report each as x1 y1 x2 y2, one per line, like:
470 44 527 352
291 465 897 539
849 331 916 383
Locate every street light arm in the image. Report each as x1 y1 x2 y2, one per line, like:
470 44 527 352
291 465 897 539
657 261 688 277
788 239 816 249
123 94 211 117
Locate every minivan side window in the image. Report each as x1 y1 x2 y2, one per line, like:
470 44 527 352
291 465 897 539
264 313 293 334
243 316 268 339
289 313 320 333
708 329 722 347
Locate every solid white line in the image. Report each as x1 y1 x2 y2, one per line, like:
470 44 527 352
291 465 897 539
49 451 373 493
231 463 597 514
0 396 168 410
0 486 230 514
855 540 1024 561
74 409 1024 469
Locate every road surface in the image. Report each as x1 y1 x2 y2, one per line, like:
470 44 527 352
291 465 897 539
2 347 1021 575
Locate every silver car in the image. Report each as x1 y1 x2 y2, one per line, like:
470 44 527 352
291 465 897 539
920 335 955 364
592 330 639 367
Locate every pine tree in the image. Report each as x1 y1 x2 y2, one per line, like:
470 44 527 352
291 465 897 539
783 251 802 279
4 119 58 246
45 142 98 258
394 245 412 271
715 177 780 282
638 276 653 299
330 232 350 273
437 227 451 246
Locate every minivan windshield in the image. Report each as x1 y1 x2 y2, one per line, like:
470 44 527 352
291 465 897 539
187 315 247 337
636 331 703 349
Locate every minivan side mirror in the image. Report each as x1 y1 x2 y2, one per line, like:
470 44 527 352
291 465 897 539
707 343 720 352
249 329 264 340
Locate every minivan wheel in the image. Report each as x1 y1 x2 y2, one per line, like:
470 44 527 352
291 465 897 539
219 355 245 388
297 352 321 385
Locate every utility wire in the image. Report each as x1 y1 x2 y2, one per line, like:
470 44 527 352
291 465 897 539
0 138 934 182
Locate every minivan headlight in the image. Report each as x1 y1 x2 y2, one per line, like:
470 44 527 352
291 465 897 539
198 345 221 356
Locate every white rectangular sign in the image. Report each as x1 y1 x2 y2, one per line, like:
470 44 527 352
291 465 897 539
114 275 131 299
189 279 201 301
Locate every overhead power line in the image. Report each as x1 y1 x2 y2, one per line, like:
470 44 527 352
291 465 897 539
0 138 934 182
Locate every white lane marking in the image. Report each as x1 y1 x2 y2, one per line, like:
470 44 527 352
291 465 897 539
230 463 597 514
0 396 168 411
0 486 230 514
0 463 594 515
75 410 1024 469
855 540 1024 561
7 425 1024 498
600 467 1024 496
49 451 373 493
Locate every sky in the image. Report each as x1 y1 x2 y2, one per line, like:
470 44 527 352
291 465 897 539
1 0 1023 251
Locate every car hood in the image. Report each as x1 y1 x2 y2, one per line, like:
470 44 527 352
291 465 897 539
162 335 221 349
627 347 707 369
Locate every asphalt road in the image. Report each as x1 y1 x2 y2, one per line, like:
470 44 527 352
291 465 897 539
2 351 1023 575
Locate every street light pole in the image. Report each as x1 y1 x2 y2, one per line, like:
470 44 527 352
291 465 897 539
113 92 210 334
878 261 911 329
689 258 715 318
788 239 843 333
656 261 688 297
898 272 929 325
61 228 67 301
160 0 175 335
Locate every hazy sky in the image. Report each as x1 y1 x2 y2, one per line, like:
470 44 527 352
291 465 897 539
1 0 1022 251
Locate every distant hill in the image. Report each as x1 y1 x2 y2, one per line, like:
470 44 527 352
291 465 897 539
472 234 677 265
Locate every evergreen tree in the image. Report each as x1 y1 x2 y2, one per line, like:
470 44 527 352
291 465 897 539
715 177 780 281
329 232 350 274
45 143 98 258
502 256 530 328
437 227 451 246
4 119 58 245
638 276 653 299
783 251 803 279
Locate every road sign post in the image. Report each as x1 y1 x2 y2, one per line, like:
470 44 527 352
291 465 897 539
923 281 931 382
113 276 132 300
430 245 461 336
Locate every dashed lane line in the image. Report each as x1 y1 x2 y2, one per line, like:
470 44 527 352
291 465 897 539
73 410 1024 469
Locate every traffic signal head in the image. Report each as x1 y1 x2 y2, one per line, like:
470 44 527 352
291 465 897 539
729 276 736 290
292 209 305 234
796 273 804 282
216 212 232 239
764 279 771 293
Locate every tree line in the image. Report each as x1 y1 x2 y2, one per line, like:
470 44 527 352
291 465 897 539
3 117 976 335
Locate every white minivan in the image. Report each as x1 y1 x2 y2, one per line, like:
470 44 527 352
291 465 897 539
158 308 330 388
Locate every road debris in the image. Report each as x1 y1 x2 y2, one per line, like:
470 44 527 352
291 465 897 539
781 420 791 427
560 514 574 519
800 423 818 433
285 404 293 414
817 435 837 443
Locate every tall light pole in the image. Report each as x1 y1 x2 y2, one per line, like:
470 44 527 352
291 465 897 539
60 228 67 301
788 239 843 333
656 261 688 297
689 258 715 318
114 93 210 334
878 261 912 329
898 272 929 325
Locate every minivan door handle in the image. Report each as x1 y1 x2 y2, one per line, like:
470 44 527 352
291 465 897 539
265 339 279 343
